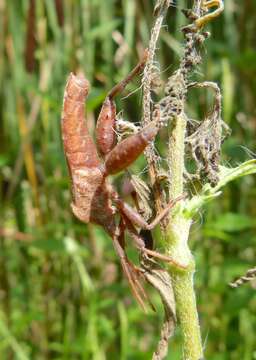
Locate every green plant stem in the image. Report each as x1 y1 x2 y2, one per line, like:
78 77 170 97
168 114 186 198
166 113 203 360
171 272 203 360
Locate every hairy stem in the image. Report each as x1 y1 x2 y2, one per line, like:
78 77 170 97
168 114 186 198
171 272 203 360
166 113 203 359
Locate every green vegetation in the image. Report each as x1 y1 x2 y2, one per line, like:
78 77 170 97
0 1 256 359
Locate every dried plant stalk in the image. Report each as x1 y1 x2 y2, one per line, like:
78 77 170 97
142 0 171 221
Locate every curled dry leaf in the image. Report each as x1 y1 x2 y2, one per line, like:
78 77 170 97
229 267 256 289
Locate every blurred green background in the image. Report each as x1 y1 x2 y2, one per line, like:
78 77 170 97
0 0 256 359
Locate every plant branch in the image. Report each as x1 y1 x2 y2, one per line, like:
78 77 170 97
166 110 203 359
163 1 218 358
142 0 225 358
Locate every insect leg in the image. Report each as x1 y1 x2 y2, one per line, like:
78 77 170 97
115 195 185 230
120 211 187 269
111 223 149 311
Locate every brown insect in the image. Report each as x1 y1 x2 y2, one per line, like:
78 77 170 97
61 52 185 309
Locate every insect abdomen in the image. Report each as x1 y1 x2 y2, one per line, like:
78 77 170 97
62 73 100 171
104 122 158 174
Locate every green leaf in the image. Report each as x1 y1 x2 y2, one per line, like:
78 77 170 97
0 313 29 360
203 228 232 241
0 155 9 167
64 237 94 292
216 160 256 191
87 20 121 40
211 213 256 232
29 238 66 253
184 160 256 218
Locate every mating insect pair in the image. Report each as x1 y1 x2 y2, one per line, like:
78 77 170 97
61 51 185 309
